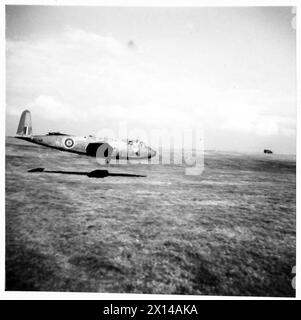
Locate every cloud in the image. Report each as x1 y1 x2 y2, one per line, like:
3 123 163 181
6 28 202 126
6 27 296 141
12 95 84 121
219 107 293 137
64 27 127 56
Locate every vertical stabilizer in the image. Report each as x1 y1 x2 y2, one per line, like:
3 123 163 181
16 110 32 136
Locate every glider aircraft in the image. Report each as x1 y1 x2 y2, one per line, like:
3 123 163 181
15 110 156 164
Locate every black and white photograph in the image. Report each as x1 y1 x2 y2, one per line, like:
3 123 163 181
4 3 297 297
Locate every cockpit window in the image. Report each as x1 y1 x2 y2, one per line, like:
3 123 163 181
46 132 69 136
128 139 145 146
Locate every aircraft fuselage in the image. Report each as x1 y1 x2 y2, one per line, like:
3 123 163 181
15 110 156 162
17 133 156 160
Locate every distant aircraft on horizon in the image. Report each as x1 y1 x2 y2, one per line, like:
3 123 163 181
15 110 156 164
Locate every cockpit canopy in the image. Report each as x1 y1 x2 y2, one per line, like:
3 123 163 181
127 139 146 147
46 132 69 136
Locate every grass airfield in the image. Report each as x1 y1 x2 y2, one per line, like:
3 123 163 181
5 137 296 296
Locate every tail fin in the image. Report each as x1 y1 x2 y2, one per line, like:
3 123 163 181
16 110 32 136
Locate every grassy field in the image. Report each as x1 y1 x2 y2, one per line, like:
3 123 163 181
5 137 296 296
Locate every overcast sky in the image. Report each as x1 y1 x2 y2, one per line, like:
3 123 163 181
6 6 296 153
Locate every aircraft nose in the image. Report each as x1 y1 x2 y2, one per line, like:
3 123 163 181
148 147 156 158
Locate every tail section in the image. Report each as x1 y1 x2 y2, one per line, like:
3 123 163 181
16 110 32 136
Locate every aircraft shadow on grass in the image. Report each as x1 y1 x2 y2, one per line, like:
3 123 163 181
28 168 146 178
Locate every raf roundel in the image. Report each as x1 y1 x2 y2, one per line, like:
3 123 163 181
64 138 74 149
